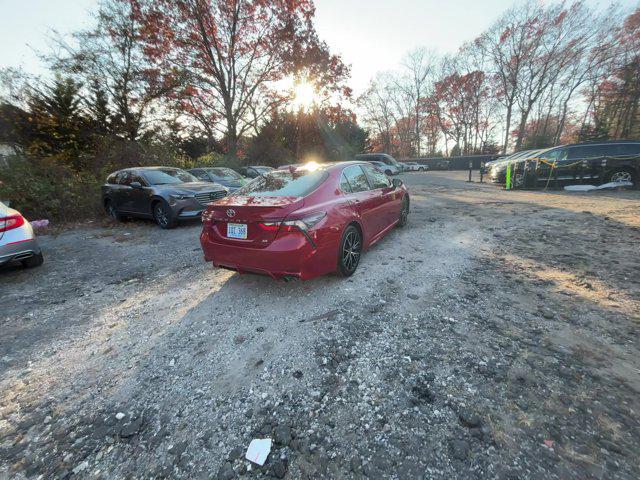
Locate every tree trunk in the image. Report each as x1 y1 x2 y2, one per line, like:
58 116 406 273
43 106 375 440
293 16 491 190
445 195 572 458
502 102 513 155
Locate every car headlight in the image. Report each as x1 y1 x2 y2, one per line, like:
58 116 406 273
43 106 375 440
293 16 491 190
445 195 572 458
170 193 195 201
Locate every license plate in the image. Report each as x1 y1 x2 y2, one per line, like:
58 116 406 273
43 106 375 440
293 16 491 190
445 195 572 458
227 223 247 239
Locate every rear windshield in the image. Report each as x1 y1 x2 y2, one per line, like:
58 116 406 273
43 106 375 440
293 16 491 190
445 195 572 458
232 169 328 197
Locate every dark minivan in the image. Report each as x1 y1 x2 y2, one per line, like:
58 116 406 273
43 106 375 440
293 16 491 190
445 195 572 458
493 141 640 187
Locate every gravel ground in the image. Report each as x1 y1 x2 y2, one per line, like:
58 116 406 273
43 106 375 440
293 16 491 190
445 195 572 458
1 171 639 479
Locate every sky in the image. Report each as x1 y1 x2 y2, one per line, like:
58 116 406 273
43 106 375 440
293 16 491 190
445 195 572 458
0 0 638 96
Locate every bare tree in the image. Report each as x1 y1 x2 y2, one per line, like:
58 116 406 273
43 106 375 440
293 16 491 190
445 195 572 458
394 48 437 156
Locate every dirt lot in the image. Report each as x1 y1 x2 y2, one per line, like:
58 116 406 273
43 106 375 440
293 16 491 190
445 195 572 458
1 171 639 479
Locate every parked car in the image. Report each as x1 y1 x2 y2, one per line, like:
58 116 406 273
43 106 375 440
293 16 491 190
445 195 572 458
366 160 400 176
238 165 275 178
188 167 249 192
0 201 43 268
355 153 402 171
200 161 410 280
490 141 640 187
429 158 451 170
486 149 544 180
404 161 428 171
102 167 229 229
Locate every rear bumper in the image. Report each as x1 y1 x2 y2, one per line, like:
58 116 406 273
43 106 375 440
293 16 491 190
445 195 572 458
200 230 336 280
0 238 41 265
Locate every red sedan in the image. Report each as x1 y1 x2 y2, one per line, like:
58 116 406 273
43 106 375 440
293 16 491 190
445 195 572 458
200 161 409 280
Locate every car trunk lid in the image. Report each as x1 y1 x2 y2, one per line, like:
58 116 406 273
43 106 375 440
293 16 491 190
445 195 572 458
203 196 304 247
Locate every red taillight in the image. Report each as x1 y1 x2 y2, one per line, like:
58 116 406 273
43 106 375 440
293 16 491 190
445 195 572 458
257 222 281 231
0 214 25 233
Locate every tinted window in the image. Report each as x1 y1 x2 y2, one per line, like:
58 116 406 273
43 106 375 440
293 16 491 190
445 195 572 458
342 165 370 192
568 145 610 159
232 169 328 197
206 168 243 180
130 174 145 186
107 172 119 184
142 169 198 185
191 169 210 181
119 172 134 186
363 164 391 189
540 148 567 161
616 144 640 156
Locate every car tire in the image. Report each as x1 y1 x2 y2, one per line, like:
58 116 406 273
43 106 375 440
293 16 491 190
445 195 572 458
105 199 122 221
22 252 44 268
152 200 177 229
337 225 362 277
513 173 524 188
397 196 409 228
385 169 392 176
606 168 636 186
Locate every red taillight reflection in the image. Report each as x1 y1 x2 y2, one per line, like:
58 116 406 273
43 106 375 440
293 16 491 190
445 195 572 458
0 214 25 233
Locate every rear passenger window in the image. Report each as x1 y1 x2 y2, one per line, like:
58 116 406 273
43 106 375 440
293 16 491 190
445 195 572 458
339 173 352 193
362 164 391 189
342 166 370 192
616 144 640 156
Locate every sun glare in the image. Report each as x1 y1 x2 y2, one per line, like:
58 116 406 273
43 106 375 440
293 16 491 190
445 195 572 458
292 80 317 111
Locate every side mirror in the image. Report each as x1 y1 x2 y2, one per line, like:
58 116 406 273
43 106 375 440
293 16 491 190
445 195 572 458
130 181 143 189
392 178 403 189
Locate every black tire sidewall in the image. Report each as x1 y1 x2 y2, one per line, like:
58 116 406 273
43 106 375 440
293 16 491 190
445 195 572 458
398 197 409 227
22 252 44 268
105 200 120 221
337 225 361 277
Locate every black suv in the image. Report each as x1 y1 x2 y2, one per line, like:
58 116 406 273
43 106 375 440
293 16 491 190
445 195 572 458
102 167 228 228
492 141 640 187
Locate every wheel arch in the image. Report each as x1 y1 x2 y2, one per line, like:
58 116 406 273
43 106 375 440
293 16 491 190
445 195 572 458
149 195 166 214
343 219 364 247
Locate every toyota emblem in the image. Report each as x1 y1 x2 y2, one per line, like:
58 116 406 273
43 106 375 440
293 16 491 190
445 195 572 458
226 209 236 218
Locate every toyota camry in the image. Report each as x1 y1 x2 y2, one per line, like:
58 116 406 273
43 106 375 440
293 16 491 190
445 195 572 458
200 161 409 280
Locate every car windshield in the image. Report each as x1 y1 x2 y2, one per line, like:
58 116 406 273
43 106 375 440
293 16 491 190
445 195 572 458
143 169 198 185
207 168 243 180
232 168 328 197
253 166 273 174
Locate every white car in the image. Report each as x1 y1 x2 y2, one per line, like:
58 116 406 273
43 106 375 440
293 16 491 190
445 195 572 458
0 201 43 268
404 162 428 172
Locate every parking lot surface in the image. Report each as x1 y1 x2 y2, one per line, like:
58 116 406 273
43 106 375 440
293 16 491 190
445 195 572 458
1 171 639 479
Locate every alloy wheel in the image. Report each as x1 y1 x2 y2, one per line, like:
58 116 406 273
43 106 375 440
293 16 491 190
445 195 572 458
154 204 169 227
341 229 361 273
610 171 632 183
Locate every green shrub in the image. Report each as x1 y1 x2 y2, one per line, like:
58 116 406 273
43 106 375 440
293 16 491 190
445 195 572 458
0 155 103 223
